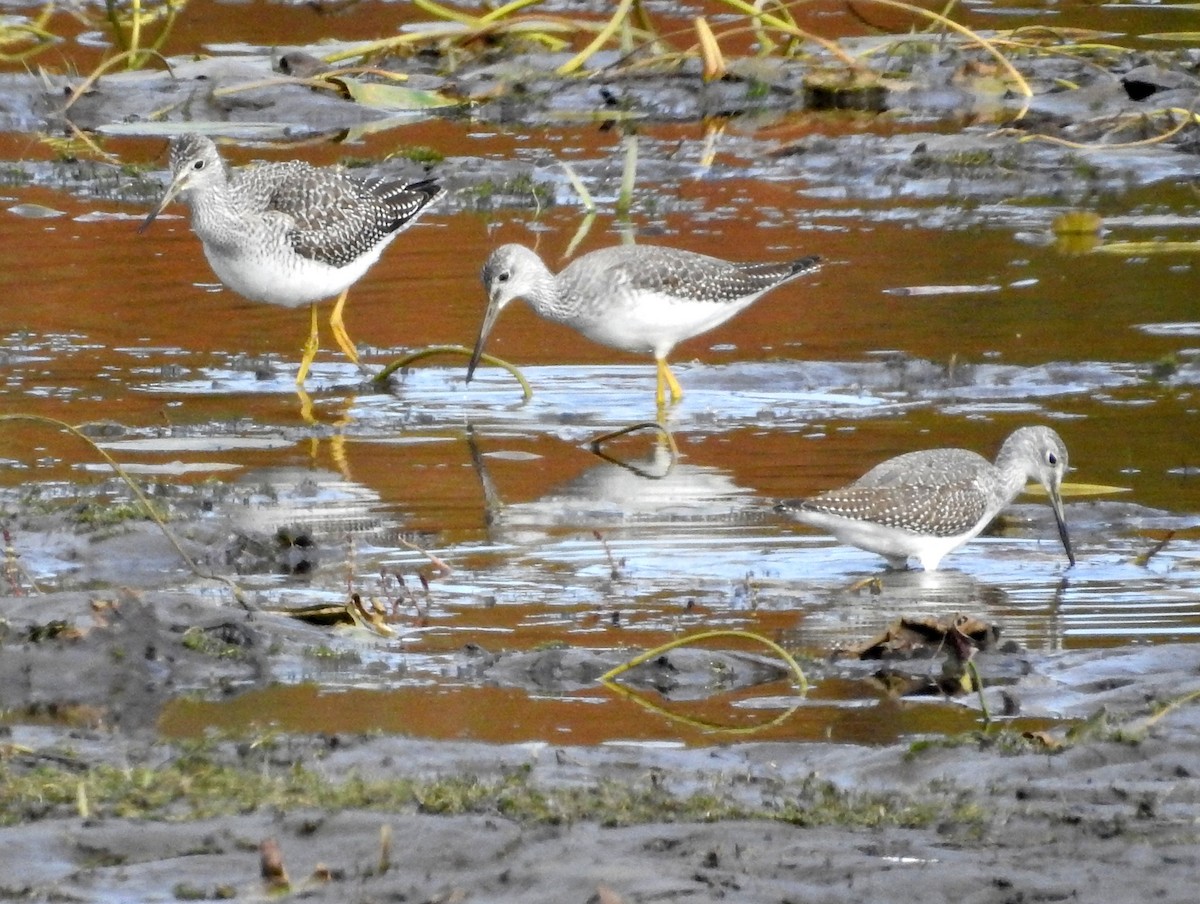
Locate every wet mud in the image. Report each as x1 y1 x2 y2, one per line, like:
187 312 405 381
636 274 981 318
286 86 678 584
4 582 1200 901
3 465 1199 900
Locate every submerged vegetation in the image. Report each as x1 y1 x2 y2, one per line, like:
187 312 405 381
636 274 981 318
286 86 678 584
4 0 1197 132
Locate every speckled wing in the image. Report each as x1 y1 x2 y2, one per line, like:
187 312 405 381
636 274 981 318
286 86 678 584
227 160 310 213
795 448 993 537
850 448 988 489
244 163 440 269
580 246 819 305
798 480 989 538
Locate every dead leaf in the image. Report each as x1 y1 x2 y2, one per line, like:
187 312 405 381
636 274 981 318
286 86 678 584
1023 730 1065 751
263 602 356 627
1025 480 1130 497
310 863 333 882
595 882 626 904
348 593 397 638
379 824 392 874
838 614 997 660
260 838 291 892
330 77 461 111
1052 210 1103 236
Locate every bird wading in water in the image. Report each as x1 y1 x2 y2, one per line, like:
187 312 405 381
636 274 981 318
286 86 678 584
141 135 443 384
467 243 821 408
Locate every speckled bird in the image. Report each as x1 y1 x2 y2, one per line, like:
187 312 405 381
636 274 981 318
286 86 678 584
777 426 1075 570
466 243 821 407
140 134 443 384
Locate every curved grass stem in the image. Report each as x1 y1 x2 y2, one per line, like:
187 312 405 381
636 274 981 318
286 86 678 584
1019 107 1198 150
589 421 680 462
859 0 1032 108
600 628 809 693
373 344 533 402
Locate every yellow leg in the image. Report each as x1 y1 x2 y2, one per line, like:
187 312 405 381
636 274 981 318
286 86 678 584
296 303 320 385
328 290 360 366
656 357 683 407
325 395 354 479
297 387 316 424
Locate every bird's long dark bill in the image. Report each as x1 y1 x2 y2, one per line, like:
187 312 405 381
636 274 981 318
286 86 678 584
1049 490 1075 566
466 300 502 383
138 177 184 235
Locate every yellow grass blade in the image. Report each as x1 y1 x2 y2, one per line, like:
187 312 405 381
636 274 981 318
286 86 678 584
1024 482 1131 497
1094 241 1200 255
558 0 635 74
695 16 726 81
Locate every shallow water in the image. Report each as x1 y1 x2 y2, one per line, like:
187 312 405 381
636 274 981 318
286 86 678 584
1 0 1199 746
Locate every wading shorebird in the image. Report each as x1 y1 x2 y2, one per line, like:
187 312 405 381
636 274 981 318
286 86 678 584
777 426 1076 571
466 243 821 407
141 134 443 384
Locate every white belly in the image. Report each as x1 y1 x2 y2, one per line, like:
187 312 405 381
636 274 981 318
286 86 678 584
203 238 392 309
573 291 754 357
795 509 981 571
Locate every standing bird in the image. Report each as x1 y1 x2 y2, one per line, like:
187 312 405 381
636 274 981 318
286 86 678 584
777 426 1076 571
140 135 443 384
466 243 821 407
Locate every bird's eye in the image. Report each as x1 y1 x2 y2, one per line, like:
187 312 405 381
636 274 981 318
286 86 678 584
1047 452 1058 466
192 159 205 171
496 270 510 283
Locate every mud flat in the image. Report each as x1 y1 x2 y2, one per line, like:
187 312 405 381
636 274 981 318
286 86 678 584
2 572 1200 902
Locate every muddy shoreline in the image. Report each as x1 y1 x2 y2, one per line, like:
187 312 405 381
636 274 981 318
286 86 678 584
3 576 1200 901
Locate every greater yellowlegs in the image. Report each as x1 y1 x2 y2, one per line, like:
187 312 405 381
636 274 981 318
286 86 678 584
465 243 821 407
140 135 443 384
777 426 1075 571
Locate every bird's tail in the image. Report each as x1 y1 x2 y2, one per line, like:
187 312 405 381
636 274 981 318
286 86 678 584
788 255 822 276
